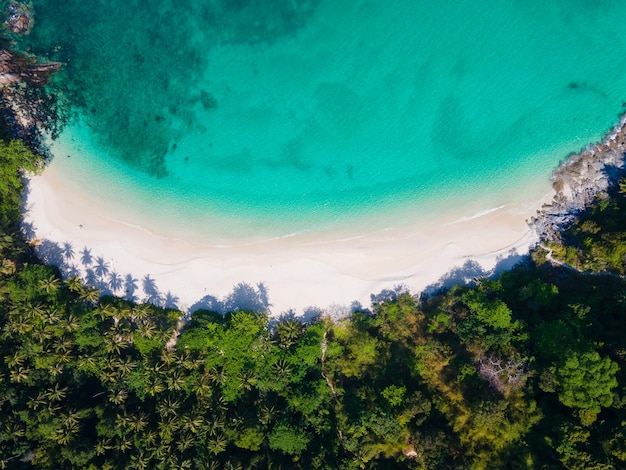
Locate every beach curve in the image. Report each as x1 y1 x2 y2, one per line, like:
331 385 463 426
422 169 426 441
22 145 553 317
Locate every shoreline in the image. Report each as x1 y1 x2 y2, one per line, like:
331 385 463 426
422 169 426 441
4 0 626 319
531 115 626 240
21 112 626 317
21 150 552 317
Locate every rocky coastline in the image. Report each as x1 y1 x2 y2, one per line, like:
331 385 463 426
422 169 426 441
530 115 626 242
0 1 63 151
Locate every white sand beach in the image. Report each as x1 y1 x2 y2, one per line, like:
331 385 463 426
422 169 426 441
22 148 555 318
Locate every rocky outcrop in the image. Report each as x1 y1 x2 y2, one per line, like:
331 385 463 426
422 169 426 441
0 2 64 149
0 49 61 86
5 1 32 35
530 116 626 241
0 48 63 147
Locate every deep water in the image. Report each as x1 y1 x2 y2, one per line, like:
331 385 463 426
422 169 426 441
20 0 626 237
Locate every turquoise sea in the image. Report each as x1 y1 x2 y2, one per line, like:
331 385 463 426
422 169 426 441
21 0 626 240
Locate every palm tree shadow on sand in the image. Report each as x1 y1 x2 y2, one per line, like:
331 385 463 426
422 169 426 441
80 247 93 267
189 282 272 316
25 232 530 322
422 248 525 295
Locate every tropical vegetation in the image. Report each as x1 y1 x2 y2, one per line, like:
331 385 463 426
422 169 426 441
1 139 626 469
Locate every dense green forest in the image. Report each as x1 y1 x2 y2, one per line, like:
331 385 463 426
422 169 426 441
1 139 626 469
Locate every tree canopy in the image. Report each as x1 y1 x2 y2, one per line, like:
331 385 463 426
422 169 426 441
1 137 626 468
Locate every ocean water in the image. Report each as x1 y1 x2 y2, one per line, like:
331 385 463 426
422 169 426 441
22 0 626 239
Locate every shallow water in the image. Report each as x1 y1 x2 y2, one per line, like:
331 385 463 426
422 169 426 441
23 0 626 238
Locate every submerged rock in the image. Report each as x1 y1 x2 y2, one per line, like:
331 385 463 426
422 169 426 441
0 49 60 86
0 3 64 150
7 13 30 34
4 1 32 35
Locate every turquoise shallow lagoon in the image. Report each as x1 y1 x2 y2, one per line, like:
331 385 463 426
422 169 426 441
23 0 626 239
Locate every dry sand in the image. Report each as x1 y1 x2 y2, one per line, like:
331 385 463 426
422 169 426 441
22 151 554 318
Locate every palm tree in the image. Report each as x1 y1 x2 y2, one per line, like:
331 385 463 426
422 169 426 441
115 412 131 431
44 403 61 416
158 417 179 443
53 424 78 445
177 432 195 452
116 358 136 378
52 412 81 445
30 301 47 319
57 350 72 364
95 438 113 456
54 337 74 353
80 286 101 304
178 460 193 469
95 304 118 321
38 275 61 294
223 459 243 470
48 362 63 377
6 316 33 335
45 384 68 402
192 379 213 401
130 451 151 470
182 415 204 434
272 358 293 378
143 429 157 448
176 352 196 371
104 333 128 355
64 275 83 293
64 314 80 332
137 321 157 339
259 404 276 426
277 319 303 347
32 326 53 344
26 392 46 411
44 308 61 325
128 413 149 433
108 389 128 406
0 233 25 261
133 304 152 321
99 367 118 384
147 378 165 396
5 352 26 368
166 372 185 392
117 435 133 453
0 258 16 276
160 350 176 366
61 409 81 428
9 366 30 383
78 353 99 374
207 433 227 455
239 369 257 391
157 398 181 418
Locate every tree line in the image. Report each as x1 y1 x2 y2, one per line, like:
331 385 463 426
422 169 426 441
1 139 626 468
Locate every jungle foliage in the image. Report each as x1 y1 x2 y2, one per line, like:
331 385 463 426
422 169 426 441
1 142 626 469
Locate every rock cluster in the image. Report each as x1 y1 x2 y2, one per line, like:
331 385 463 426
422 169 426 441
530 116 626 241
4 1 32 35
0 2 63 149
